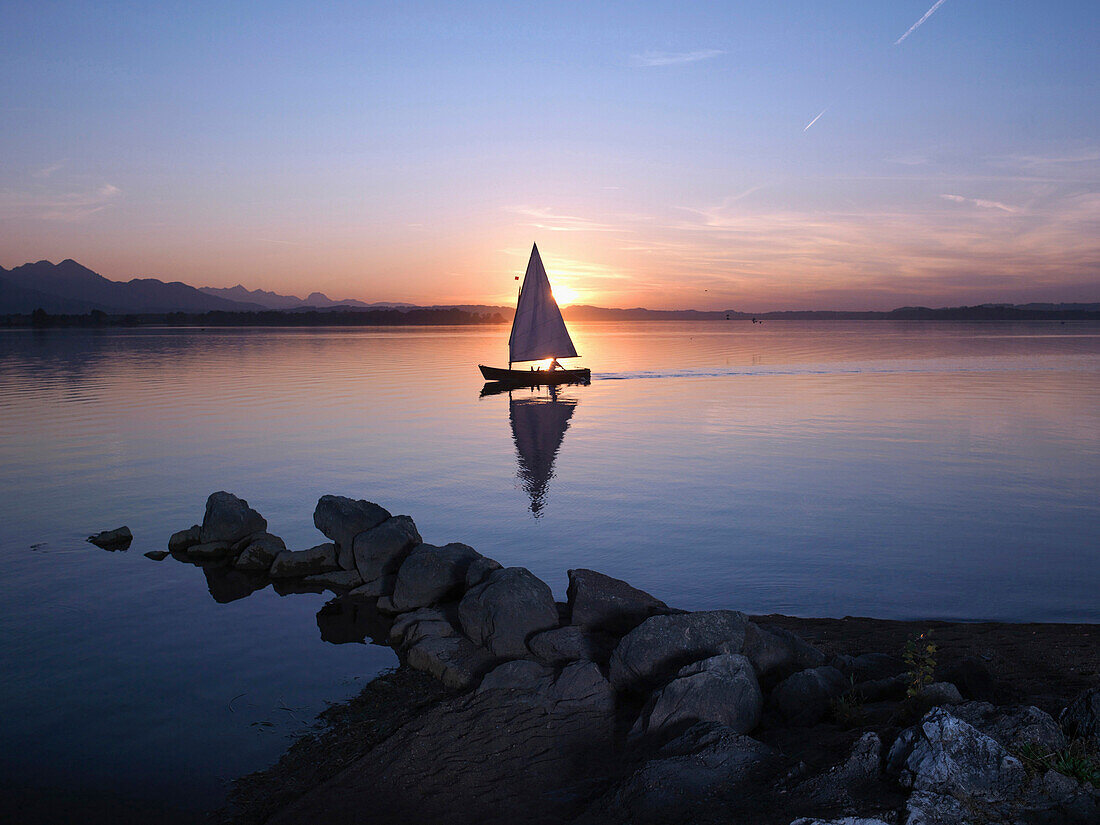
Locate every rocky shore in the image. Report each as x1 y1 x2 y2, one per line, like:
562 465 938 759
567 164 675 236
163 492 1098 825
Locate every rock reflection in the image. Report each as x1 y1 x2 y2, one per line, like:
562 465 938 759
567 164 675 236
316 597 392 645
481 382 581 517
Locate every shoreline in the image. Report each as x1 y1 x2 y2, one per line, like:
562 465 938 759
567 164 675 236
219 614 1098 825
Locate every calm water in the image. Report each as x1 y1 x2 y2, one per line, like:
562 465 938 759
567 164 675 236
1 321 1098 814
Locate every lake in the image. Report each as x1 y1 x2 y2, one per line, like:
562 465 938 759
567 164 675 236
1 321 1098 816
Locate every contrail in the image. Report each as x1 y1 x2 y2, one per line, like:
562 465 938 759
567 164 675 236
803 108 827 131
895 0 949 45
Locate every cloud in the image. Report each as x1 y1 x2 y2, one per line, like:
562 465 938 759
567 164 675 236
32 161 67 178
630 49 724 67
940 194 1019 213
509 206 624 233
803 108 827 132
0 181 122 221
895 0 949 45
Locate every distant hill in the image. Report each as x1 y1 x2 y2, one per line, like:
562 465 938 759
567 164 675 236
199 284 414 310
2 258 1097 321
0 260 264 314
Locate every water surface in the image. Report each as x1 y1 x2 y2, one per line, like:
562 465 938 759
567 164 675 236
1 321 1097 813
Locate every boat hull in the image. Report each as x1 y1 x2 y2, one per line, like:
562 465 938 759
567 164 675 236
478 365 591 386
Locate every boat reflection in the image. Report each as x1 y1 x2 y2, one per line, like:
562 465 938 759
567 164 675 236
481 382 582 518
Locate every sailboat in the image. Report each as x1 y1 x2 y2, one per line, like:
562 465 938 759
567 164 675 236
479 243 591 386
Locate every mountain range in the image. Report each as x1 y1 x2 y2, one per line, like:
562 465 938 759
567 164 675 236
0 259 411 315
2 258 1098 319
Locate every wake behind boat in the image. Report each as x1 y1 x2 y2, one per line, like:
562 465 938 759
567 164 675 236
478 243 591 387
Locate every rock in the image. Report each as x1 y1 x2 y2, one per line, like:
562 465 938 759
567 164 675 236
388 606 459 649
404 634 497 690
608 610 749 692
833 652 906 683
391 543 482 611
186 540 231 560
952 702 1067 753
348 574 396 599
375 595 399 614
566 568 670 635
351 515 421 583
1042 768 1079 800
916 681 964 709
1060 687 1100 749
268 543 340 578
144 550 169 561
790 818 891 825
464 555 502 589
940 656 999 702
458 567 560 659
302 569 363 593
313 495 390 570
528 625 617 665
742 622 825 681
168 525 201 552
478 660 615 713
87 526 132 549
634 654 762 739
770 666 850 726
199 491 267 544
856 675 908 702
271 578 326 596
233 532 286 570
897 707 1027 801
272 685 616 825
902 790 972 825
794 732 883 806
596 722 782 824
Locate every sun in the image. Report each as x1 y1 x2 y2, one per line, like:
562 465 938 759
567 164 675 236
550 284 581 306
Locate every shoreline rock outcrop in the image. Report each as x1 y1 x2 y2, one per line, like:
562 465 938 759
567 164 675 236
158 492 1098 825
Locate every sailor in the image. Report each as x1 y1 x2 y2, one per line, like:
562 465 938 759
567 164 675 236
548 358 563 370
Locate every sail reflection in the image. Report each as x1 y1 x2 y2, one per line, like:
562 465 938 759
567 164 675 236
484 383 580 517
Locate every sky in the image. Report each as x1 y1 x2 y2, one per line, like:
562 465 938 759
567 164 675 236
1 1 1097 310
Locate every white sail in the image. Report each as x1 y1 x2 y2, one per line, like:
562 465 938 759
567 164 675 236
508 244 579 363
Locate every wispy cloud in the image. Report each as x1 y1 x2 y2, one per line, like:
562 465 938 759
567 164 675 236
803 108 827 132
631 49 724 67
509 206 624 233
0 182 122 221
895 0 949 45
940 194 1019 213
33 160 67 178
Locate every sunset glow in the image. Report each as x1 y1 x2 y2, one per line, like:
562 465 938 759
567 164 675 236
1 3 1097 310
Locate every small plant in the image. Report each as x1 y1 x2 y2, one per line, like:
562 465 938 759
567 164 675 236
830 675 865 726
1014 739 1100 785
903 632 937 698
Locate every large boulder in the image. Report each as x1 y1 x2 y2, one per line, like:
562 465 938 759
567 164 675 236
893 707 1027 802
952 702 1066 753
313 495 391 569
608 610 750 692
770 666 849 726
832 652 906 683
389 605 460 649
352 515 421 584
793 732 883 806
458 567 560 658
634 653 762 739
1060 687 1100 749
200 491 267 544
391 543 482 611
269 543 340 578
527 625 617 666
168 525 201 553
566 568 670 635
478 660 615 713
234 532 286 570
594 722 782 824
87 526 132 550
405 635 497 690
742 622 825 682
902 791 972 825
302 569 363 593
